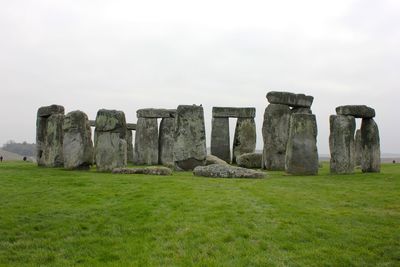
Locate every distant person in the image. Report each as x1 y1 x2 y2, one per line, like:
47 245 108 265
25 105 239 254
0 156 3 162
393 160 396 164
23 156 27 161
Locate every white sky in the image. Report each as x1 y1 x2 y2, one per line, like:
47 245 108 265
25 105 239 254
1 0 399 154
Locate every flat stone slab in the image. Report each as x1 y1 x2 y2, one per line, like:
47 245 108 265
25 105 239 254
126 123 137 131
112 166 172 175
37 105 64 117
266 91 314 108
237 152 262 169
137 108 176 118
212 107 256 118
336 105 375 118
193 164 266 178
206 154 228 165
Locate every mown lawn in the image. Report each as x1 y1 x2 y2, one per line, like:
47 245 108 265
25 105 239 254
0 162 399 266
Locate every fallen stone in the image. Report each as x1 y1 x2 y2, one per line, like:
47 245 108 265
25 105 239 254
336 105 375 118
237 153 262 169
210 117 230 162
266 91 314 108
112 166 173 175
159 117 175 165
206 154 228 165
193 164 266 178
134 118 159 165
232 118 256 163
212 107 256 118
137 108 176 118
361 118 380 172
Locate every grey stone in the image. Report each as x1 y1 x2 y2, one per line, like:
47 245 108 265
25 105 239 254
237 153 262 169
62 111 93 170
262 104 291 170
206 154 228 165
336 105 375 118
89 120 95 127
361 119 380 172
36 105 64 167
173 105 207 170
94 109 127 172
126 130 134 163
112 166 172 176
232 118 256 163
329 115 356 174
193 164 266 178
354 129 362 166
212 107 256 118
126 123 137 131
266 91 314 108
137 108 176 118
291 107 312 114
134 118 159 165
285 114 319 175
159 117 175 165
210 117 230 162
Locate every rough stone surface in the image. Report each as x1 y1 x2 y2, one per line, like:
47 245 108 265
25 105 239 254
206 154 228 165
126 123 137 131
36 105 64 167
159 117 175 165
354 129 362 166
210 117 230 162
232 118 256 163
361 119 380 172
112 166 172 175
212 107 256 118
126 130 134 163
285 114 319 175
329 115 356 174
291 107 312 114
63 111 93 170
193 164 266 178
94 109 127 172
262 104 291 170
266 91 314 108
173 105 207 170
137 108 176 118
134 118 159 165
336 105 375 118
237 153 262 169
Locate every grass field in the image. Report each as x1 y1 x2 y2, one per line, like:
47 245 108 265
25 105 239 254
0 162 399 266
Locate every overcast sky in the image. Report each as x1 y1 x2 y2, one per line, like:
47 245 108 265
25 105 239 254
1 0 399 154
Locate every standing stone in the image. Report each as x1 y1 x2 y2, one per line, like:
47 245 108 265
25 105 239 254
94 109 127 172
354 129 362 166
36 105 65 167
126 129 134 164
361 119 380 172
285 114 319 175
134 118 159 165
262 104 291 170
159 117 175 165
211 117 230 163
63 110 93 170
232 118 256 163
173 105 207 170
329 115 356 174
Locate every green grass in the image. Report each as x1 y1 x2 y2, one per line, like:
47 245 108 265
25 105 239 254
0 162 399 266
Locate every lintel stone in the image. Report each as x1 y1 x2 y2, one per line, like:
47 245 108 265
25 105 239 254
212 107 256 118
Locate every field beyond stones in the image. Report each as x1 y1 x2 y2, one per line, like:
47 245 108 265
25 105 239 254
0 162 399 266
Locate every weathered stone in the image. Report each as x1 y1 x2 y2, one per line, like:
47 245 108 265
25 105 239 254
354 129 362 166
62 111 93 170
237 153 262 169
159 117 175 165
112 166 172 176
210 117 230 162
336 105 375 118
126 130 134 163
126 123 137 131
361 119 380 172
262 104 291 170
266 91 314 108
137 108 176 118
173 105 207 170
285 114 319 175
206 154 228 165
291 107 312 114
329 115 356 174
89 120 95 127
36 105 64 167
134 118 158 165
212 107 256 118
232 118 256 163
193 164 266 178
94 109 127 172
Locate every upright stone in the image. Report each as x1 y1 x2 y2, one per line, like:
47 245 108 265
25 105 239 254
159 117 175 165
36 105 65 167
354 129 362 166
134 118 159 165
211 117 230 163
285 114 318 175
262 104 291 170
94 109 127 172
232 118 256 163
361 119 380 172
63 110 93 170
173 105 207 170
329 115 356 174
126 129 134 163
